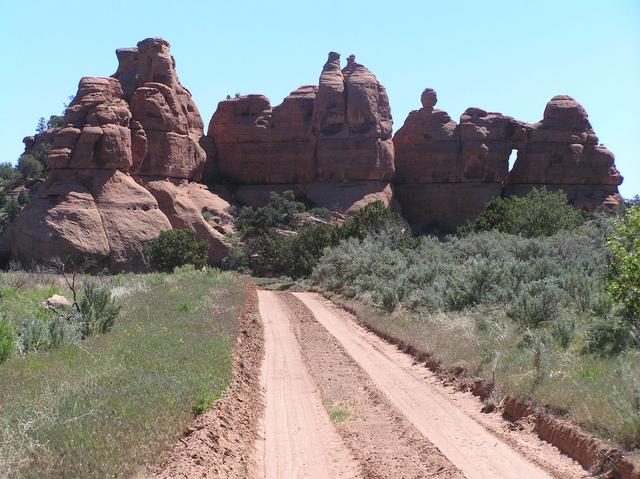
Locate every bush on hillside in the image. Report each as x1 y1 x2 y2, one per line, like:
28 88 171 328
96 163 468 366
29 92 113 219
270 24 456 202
144 229 208 272
463 187 585 237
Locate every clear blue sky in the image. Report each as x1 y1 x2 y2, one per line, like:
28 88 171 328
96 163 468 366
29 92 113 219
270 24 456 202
1 0 638 197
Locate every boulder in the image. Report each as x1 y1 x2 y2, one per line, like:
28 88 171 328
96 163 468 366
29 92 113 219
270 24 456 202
43 294 71 310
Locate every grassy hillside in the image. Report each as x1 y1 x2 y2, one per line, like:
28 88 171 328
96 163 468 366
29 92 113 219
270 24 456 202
0 267 245 478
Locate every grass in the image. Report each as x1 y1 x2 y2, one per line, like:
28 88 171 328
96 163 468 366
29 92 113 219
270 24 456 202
322 398 352 423
330 295 640 449
0 267 245 478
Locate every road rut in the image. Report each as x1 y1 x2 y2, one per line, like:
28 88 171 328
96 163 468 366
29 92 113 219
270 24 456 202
293 292 556 479
256 290 360 478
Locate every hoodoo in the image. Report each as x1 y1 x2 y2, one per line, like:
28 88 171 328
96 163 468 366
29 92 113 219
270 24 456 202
5 39 624 269
10 38 233 271
205 52 396 214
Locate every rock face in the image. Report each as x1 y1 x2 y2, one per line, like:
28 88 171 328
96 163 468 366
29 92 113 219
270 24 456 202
205 52 395 214
11 38 230 271
394 90 622 232
8 42 624 269
504 95 622 207
394 89 528 232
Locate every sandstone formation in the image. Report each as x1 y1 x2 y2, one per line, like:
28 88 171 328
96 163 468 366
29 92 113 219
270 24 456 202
10 38 231 271
504 95 622 207
7 40 624 269
394 89 528 232
205 52 395 214
394 90 621 232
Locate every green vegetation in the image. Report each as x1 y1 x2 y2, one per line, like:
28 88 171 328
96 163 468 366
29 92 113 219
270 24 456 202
0 266 244 478
461 187 585 237
607 206 640 319
1 105 69 236
144 229 209 271
308 195 640 448
77 282 121 338
228 192 403 279
233 190 306 233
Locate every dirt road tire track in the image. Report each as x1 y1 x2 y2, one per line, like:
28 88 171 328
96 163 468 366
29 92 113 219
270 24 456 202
256 290 361 478
282 292 465 479
294 292 587 479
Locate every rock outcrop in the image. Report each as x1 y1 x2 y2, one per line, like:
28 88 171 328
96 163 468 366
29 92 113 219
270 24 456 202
11 38 231 271
8 41 624 269
394 89 528 232
504 95 622 207
205 52 395 214
394 90 622 232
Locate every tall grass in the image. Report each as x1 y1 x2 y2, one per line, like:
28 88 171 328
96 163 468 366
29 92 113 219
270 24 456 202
0 267 245 478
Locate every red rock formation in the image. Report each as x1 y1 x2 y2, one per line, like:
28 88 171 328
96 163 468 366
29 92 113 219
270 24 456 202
206 52 395 214
504 95 622 209
115 38 207 180
393 89 527 232
314 54 394 182
208 88 316 184
11 38 230 271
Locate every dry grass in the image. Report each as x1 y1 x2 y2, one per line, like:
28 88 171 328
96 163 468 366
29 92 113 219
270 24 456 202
325 293 640 450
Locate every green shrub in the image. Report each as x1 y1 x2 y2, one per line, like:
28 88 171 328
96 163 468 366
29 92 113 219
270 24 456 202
0 314 14 363
17 154 44 179
560 270 597 312
78 283 120 338
144 229 208 271
233 190 305 233
19 319 49 353
17 189 29 206
585 316 631 356
509 280 561 327
551 318 576 349
336 201 401 241
606 206 640 320
3 198 22 221
47 316 66 349
464 187 585 237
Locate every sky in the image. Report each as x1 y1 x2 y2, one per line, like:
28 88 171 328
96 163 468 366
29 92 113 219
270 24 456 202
1 0 638 197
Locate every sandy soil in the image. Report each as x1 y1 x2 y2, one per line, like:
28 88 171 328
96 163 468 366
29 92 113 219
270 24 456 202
255 290 361 478
281 292 464 478
293 292 587 479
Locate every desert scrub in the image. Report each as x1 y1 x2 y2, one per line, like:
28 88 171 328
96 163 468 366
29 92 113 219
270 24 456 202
312 219 640 447
0 267 245 478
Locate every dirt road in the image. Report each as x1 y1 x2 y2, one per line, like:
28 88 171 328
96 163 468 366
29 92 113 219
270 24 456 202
256 290 360 478
256 290 586 478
